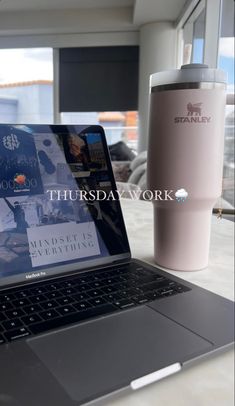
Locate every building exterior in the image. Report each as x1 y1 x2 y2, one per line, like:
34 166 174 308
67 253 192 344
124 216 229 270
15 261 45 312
0 81 53 124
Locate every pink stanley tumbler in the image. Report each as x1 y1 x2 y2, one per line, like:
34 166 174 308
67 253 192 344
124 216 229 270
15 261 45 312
147 64 227 271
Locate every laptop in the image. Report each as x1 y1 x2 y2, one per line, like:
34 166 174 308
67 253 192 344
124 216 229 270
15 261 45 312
0 124 234 406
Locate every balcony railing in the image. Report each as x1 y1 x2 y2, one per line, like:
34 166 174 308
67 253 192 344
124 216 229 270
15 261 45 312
103 126 138 151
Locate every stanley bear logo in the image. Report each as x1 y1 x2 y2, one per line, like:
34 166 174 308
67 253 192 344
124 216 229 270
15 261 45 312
187 102 202 116
174 102 211 124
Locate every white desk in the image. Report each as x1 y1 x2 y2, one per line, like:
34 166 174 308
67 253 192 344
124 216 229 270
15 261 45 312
105 199 234 406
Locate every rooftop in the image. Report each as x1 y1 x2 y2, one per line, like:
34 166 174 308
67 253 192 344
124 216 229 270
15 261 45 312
0 80 53 88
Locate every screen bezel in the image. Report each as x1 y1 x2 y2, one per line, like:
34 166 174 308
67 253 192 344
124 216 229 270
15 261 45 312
0 124 131 289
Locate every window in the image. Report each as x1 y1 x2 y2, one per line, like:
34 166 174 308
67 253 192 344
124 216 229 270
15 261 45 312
0 48 53 124
192 8 206 63
179 0 234 211
61 111 138 151
181 1 206 64
59 46 139 153
218 0 234 208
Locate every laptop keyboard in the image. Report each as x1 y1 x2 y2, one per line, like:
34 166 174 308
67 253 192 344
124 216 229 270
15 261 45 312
0 263 191 345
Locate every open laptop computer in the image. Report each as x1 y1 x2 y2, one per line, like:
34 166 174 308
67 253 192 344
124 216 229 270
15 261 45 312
0 124 234 406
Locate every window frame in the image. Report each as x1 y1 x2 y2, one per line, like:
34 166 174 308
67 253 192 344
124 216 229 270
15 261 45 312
177 0 234 211
176 0 223 68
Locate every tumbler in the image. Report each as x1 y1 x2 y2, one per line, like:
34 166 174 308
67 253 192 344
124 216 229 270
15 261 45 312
147 64 227 271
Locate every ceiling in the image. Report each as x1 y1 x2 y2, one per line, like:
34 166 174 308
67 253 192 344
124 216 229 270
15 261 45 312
133 0 187 25
0 0 189 38
0 0 188 24
0 0 135 12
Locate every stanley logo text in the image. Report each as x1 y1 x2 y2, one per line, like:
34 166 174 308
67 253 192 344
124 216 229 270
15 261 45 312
174 102 211 123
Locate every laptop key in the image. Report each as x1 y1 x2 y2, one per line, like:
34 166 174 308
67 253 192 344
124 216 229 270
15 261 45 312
102 286 118 294
0 334 5 345
115 267 129 275
5 327 30 342
40 300 58 310
0 302 13 311
78 284 92 292
14 290 30 299
88 297 107 307
103 293 123 302
22 314 42 325
57 297 75 306
72 292 90 302
29 287 48 296
126 288 140 296
114 299 135 309
136 275 157 284
29 294 47 304
90 274 104 282
60 287 77 296
75 276 89 284
57 305 76 316
46 283 60 292
151 273 166 280
0 293 16 304
88 281 104 289
23 304 42 315
40 310 59 321
89 289 104 298
30 304 117 335
46 291 62 300
168 281 177 286
174 285 191 293
163 290 177 297
5 309 25 319
158 288 174 296
105 278 119 285
12 298 30 308
74 301 92 311
0 313 6 322
62 281 75 288
140 280 170 293
2 319 23 330
118 290 130 298
146 291 162 301
132 295 149 304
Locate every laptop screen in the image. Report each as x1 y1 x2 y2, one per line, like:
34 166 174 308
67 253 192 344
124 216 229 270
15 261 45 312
0 125 130 287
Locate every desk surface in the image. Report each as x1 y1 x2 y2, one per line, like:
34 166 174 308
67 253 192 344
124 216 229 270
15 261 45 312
105 199 234 406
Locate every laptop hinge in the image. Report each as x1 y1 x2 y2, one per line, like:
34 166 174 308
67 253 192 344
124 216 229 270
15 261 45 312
111 258 131 265
130 363 182 390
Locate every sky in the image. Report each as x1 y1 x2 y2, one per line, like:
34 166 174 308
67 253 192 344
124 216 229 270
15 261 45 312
193 37 234 90
0 48 53 83
218 37 234 87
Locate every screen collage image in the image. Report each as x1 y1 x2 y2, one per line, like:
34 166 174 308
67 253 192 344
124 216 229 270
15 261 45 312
0 126 126 280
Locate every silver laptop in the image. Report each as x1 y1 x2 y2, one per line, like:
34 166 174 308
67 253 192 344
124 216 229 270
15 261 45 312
0 124 234 406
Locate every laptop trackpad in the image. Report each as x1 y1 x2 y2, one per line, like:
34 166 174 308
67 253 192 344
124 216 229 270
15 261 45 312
28 306 212 403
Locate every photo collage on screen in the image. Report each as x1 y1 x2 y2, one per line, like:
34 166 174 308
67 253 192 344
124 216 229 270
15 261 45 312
0 126 125 279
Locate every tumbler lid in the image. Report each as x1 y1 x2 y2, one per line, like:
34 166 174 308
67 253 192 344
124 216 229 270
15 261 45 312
150 63 227 88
